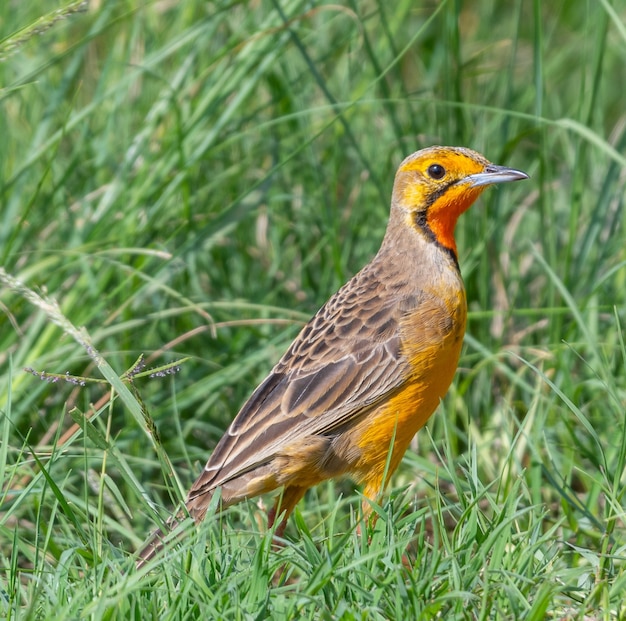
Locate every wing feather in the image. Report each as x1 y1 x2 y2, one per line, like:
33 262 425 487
187 262 422 500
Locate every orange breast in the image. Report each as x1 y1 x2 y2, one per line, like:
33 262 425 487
353 286 467 494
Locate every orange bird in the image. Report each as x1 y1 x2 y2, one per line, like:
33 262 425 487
138 146 528 565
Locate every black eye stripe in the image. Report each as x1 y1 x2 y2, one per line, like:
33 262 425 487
427 164 446 179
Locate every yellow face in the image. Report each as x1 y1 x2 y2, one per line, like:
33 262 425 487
393 146 527 255
398 146 490 179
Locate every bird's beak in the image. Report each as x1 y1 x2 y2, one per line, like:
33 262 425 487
466 165 529 188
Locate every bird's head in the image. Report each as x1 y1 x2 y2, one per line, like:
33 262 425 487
392 146 528 257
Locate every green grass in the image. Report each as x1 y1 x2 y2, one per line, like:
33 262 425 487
2 0 626 618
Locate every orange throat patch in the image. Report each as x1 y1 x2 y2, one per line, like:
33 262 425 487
426 184 484 255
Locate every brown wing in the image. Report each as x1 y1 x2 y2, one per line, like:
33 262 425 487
187 259 421 500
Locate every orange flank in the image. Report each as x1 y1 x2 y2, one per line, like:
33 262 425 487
355 287 467 500
137 145 528 566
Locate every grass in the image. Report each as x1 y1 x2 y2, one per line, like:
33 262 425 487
1 0 626 618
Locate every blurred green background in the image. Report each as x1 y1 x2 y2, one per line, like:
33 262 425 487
1 0 626 618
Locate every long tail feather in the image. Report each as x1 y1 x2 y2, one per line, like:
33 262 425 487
135 513 187 569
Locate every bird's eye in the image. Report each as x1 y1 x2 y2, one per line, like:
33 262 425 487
427 164 446 180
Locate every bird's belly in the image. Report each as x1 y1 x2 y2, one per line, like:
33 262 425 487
353 287 467 476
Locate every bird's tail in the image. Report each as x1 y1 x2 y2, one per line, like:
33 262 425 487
135 512 188 569
135 488 221 569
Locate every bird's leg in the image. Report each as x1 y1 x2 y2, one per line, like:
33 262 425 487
268 485 307 538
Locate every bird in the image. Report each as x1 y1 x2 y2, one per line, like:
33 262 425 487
137 145 528 566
